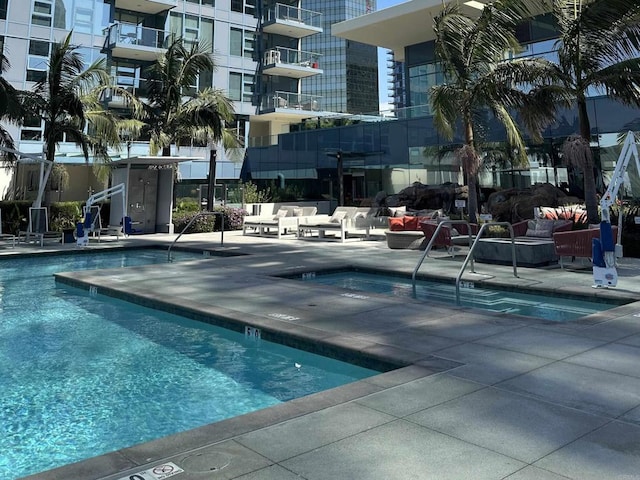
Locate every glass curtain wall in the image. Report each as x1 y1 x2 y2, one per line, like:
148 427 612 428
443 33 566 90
301 0 378 114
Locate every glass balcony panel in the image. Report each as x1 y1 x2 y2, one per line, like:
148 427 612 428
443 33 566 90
262 3 322 38
260 91 322 112
262 47 322 79
103 23 168 61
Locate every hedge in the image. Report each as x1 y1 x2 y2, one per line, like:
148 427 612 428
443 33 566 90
172 206 247 234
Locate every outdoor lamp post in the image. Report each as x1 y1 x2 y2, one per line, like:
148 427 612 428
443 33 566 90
207 148 217 211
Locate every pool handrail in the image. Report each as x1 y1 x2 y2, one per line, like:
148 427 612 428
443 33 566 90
454 221 518 305
168 211 224 261
411 219 475 290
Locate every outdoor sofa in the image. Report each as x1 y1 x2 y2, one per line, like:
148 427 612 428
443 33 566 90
243 205 318 238
297 206 360 242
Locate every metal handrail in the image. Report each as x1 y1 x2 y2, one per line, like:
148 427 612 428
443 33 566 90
412 220 475 291
168 211 224 261
454 221 518 305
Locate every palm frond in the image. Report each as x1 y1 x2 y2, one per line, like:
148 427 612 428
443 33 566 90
588 58 640 107
489 102 528 166
430 84 463 140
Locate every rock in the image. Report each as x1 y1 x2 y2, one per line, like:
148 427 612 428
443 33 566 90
372 191 387 207
371 182 467 213
487 183 580 222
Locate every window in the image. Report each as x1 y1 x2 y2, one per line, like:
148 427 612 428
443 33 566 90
225 115 248 147
74 7 93 34
0 0 7 20
242 74 254 102
31 0 64 27
32 0 53 26
20 115 43 141
230 0 242 12
170 13 214 52
230 28 255 58
228 72 253 102
229 72 242 101
231 0 255 15
27 40 50 83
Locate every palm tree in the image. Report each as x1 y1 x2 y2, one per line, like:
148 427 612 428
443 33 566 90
536 0 640 224
143 36 236 157
27 32 111 207
23 32 143 207
430 0 558 223
0 51 26 163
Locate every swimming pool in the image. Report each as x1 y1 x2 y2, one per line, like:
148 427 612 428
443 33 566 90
299 270 624 322
0 250 378 479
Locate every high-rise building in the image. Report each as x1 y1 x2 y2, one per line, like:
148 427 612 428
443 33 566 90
387 49 405 113
0 0 338 203
300 0 379 115
243 0 640 204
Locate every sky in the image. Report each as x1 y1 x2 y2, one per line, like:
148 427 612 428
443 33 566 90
375 0 406 111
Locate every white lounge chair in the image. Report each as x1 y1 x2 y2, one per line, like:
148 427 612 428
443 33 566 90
0 209 17 247
18 207 63 246
243 206 318 239
297 206 359 242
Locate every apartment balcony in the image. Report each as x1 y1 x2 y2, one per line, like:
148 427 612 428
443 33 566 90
114 0 176 15
102 77 152 106
258 91 322 119
262 3 322 39
103 23 168 61
262 48 322 79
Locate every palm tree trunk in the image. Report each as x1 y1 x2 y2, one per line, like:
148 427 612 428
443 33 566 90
464 121 479 224
577 97 599 224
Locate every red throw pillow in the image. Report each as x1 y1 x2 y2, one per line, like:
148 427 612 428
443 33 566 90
388 217 404 231
403 216 420 231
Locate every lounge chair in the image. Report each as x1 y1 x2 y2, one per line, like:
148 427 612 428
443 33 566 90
243 205 318 238
0 209 17 247
297 206 359 242
19 207 63 246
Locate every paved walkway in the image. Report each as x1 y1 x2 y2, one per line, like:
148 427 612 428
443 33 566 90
15 230 640 480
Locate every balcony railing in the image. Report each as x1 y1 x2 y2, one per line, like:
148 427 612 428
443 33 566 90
264 47 320 67
263 47 322 78
104 77 153 103
261 91 322 112
103 23 169 60
262 3 322 38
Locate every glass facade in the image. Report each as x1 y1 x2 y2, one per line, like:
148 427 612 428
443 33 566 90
239 11 638 205
30 0 110 32
245 96 640 205
301 0 378 114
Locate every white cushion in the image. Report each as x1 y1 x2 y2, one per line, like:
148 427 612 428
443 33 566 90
330 211 347 223
274 208 288 219
525 218 555 237
388 206 407 217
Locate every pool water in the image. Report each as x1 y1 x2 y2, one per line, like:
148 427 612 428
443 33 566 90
0 250 378 479
302 271 621 322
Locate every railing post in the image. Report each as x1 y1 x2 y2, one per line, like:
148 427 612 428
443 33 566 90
168 211 224 261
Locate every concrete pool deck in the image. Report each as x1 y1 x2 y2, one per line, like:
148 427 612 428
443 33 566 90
11 230 640 480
